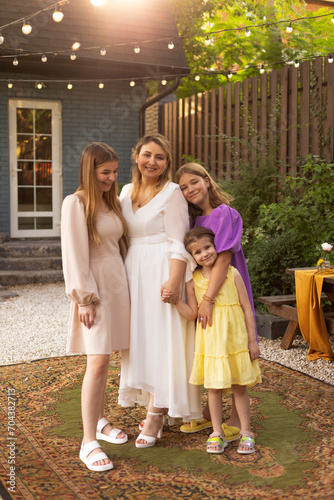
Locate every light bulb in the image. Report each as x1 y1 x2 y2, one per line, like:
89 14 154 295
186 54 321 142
161 79 167 86
168 41 174 50
13 58 18 66
328 54 334 64
70 52 77 61
22 20 32 35
245 28 251 37
8 82 13 89
67 82 73 89
134 45 140 54
260 64 265 74
332 16 334 24
0 34 4 44
100 48 106 56
41 54 47 63
294 59 300 68
52 5 64 22
286 23 293 33
227 71 232 79
72 42 81 50
91 0 105 5
37 82 43 90
130 81 135 87
195 74 200 81
204 36 210 46
99 82 104 89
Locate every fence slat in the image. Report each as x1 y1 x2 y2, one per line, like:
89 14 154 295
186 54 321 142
204 91 210 168
197 93 203 163
178 99 183 167
210 89 217 174
217 86 224 179
251 76 258 168
279 66 288 174
225 83 232 177
324 57 334 161
311 56 323 156
259 73 268 166
288 67 298 174
241 79 249 165
184 97 189 157
300 60 310 159
234 81 241 178
190 95 196 159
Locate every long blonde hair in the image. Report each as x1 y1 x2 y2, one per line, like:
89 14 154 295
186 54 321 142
130 133 173 202
76 142 127 245
175 163 233 219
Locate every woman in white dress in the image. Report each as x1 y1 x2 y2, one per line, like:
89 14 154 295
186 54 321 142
61 143 130 471
118 133 202 448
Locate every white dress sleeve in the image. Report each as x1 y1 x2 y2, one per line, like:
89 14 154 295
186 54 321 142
61 195 100 306
164 184 190 262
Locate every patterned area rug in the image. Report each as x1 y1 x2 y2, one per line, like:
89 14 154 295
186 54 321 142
0 354 333 500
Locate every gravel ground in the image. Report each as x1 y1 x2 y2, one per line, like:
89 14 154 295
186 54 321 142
0 282 333 386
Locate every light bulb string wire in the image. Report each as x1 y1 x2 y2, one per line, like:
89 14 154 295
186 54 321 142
0 1 68 31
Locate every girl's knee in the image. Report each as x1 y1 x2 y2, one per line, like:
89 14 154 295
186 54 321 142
232 385 248 395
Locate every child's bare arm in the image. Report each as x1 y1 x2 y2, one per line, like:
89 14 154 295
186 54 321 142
234 270 260 361
174 280 198 321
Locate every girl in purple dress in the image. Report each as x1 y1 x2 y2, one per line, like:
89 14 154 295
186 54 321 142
176 163 260 449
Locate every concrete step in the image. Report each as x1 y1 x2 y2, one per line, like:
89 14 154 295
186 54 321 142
0 256 62 271
0 270 64 286
0 239 61 258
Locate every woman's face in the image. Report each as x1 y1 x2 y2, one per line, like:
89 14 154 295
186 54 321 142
178 173 210 209
95 161 118 194
136 141 168 182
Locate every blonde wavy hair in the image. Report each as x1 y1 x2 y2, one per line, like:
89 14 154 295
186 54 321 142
130 133 173 202
76 142 127 246
175 163 233 220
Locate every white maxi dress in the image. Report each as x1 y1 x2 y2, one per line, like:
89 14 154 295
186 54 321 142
118 182 202 420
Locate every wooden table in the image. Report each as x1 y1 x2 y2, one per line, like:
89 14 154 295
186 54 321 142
286 268 334 303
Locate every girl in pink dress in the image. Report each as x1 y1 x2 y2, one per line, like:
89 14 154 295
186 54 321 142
176 163 260 451
61 143 130 472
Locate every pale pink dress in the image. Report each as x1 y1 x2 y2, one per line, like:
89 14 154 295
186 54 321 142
61 194 130 354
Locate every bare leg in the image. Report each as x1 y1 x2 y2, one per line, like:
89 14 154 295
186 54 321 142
81 354 111 466
225 394 241 428
136 394 164 445
232 385 253 452
206 389 224 451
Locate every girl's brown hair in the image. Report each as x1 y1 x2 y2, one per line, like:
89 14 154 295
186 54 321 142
184 227 215 255
175 163 233 219
131 133 173 202
76 142 127 245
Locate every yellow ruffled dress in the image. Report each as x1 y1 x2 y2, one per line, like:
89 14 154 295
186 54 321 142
189 266 262 391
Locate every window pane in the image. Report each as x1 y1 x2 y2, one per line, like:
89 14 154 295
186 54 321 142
17 136 33 159
18 217 34 230
36 188 52 211
18 187 34 211
35 109 51 134
35 135 52 160
18 162 34 186
36 217 53 229
17 108 33 133
36 162 52 186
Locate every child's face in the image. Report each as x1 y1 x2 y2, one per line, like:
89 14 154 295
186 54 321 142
189 237 217 269
178 173 210 209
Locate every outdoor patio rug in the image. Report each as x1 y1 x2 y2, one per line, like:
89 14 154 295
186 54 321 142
0 354 333 500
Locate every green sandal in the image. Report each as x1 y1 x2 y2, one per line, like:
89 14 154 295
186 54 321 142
237 433 255 454
206 433 227 454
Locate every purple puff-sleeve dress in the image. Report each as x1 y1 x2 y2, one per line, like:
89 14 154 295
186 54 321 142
192 204 257 337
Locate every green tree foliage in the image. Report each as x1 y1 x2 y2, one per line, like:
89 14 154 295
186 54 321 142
168 0 334 97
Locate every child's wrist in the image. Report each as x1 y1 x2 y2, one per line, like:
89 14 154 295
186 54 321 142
202 293 215 304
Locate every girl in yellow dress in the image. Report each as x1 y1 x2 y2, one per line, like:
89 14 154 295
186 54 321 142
169 227 261 454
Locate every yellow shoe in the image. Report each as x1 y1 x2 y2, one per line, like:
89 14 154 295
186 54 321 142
222 423 240 442
180 419 212 433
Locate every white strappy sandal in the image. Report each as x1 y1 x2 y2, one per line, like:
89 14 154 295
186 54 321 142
135 411 164 448
96 417 128 444
79 440 113 472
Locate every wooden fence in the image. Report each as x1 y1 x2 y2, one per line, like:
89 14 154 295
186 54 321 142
160 56 334 179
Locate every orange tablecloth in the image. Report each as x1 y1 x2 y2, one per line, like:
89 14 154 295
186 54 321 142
295 269 334 361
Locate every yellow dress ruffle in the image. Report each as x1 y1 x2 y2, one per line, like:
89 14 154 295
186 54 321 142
189 266 261 392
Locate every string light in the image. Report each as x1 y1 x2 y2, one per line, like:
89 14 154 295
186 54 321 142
52 4 64 22
134 45 141 54
195 74 200 81
98 81 104 89
72 42 81 50
67 82 73 89
100 48 106 56
332 16 334 24
13 58 18 66
328 54 334 64
168 41 174 50
0 34 4 44
36 82 43 89
260 64 265 74
130 80 135 87
245 28 251 37
41 54 47 62
70 52 77 61
22 20 32 35
161 79 167 85
204 36 210 46
91 0 105 5
8 82 13 89
286 23 293 33
294 59 300 68
227 71 233 79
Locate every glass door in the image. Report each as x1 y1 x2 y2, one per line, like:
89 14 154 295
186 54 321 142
9 100 62 237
